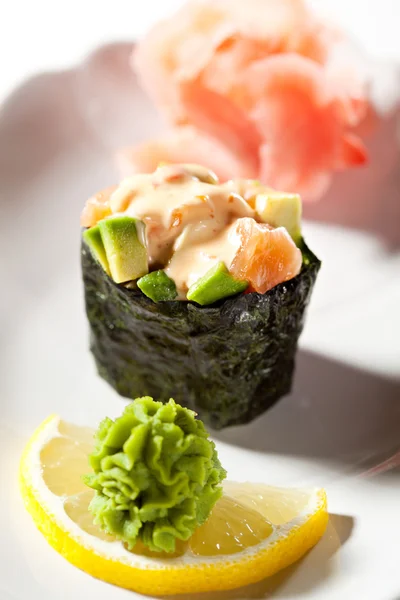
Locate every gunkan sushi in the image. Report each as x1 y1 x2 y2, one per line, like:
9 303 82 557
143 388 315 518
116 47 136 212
81 163 320 429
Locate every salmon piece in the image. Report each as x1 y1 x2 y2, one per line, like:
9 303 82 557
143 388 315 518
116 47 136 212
80 186 116 228
230 218 302 293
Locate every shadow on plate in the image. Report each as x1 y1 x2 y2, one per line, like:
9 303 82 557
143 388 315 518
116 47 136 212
0 42 161 312
213 350 400 473
0 70 86 192
0 42 160 196
161 513 354 600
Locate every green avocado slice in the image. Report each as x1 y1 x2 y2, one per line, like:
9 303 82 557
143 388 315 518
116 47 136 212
187 262 248 306
255 192 302 245
98 216 148 284
83 225 111 276
137 270 178 302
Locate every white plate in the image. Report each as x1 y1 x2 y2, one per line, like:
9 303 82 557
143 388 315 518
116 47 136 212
1 41 400 600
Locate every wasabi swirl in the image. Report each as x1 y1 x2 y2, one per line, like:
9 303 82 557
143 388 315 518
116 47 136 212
84 397 226 553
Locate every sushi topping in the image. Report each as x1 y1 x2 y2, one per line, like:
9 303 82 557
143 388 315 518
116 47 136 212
187 262 248 306
84 397 226 553
137 270 178 302
230 219 302 294
97 216 148 284
81 163 303 303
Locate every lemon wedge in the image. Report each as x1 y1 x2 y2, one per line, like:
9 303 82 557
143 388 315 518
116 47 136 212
20 415 328 595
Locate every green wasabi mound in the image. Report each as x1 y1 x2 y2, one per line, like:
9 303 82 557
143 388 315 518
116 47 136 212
84 397 226 553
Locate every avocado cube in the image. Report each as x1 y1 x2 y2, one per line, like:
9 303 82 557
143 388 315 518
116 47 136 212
137 270 177 303
255 192 302 245
98 216 148 284
83 225 110 276
187 262 248 306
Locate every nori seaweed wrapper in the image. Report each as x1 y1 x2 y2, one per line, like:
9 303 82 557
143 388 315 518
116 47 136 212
82 240 320 430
